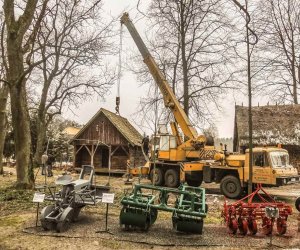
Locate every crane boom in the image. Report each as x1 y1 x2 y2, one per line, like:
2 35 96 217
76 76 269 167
121 13 198 140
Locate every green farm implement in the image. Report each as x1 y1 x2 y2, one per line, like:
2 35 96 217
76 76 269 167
120 184 207 234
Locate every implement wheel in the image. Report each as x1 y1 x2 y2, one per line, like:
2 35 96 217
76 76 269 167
220 175 242 199
276 217 287 235
56 207 74 233
40 205 55 231
150 168 164 186
164 169 179 188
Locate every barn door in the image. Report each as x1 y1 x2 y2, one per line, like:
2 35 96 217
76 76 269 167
102 148 109 168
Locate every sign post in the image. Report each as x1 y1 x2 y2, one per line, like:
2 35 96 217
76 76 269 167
265 207 279 246
33 192 45 227
97 193 114 233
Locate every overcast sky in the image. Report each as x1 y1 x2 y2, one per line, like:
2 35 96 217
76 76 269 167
63 0 265 138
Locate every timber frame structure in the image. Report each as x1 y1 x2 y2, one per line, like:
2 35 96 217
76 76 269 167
71 108 144 174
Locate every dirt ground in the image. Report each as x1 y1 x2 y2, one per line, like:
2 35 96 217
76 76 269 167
0 166 300 250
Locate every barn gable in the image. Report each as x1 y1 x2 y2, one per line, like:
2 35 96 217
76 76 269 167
71 108 144 172
72 108 142 146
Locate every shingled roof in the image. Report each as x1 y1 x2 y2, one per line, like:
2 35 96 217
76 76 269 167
234 104 300 146
73 108 142 146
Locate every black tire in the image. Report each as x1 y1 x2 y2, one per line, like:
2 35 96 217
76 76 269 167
220 175 242 199
186 172 203 187
150 168 164 186
164 169 179 188
295 197 300 212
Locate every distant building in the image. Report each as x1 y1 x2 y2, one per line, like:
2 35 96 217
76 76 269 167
62 126 81 139
71 108 145 173
233 104 300 169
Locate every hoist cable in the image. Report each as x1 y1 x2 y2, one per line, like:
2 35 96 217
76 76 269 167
115 23 123 115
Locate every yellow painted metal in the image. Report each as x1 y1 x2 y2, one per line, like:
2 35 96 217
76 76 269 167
183 162 205 172
170 122 182 145
225 154 245 167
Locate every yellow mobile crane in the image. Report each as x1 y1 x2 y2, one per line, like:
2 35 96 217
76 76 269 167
121 13 224 187
121 13 300 198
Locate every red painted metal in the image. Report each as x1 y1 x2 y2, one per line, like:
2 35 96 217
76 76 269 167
222 184 292 236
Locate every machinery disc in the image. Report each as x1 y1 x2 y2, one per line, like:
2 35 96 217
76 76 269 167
262 217 272 235
228 218 238 234
248 219 258 235
276 217 287 235
238 218 248 236
295 197 300 212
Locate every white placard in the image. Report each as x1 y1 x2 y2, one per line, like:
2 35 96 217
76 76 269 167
102 193 115 204
33 192 45 203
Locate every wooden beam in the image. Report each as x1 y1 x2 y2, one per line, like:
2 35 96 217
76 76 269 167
121 145 129 156
111 145 120 156
84 145 92 155
75 145 84 154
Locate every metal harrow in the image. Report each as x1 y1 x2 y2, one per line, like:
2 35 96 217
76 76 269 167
120 184 207 234
222 184 292 236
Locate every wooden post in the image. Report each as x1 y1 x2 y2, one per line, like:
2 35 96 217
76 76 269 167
91 144 94 166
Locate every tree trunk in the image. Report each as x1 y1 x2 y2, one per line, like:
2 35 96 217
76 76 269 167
0 85 9 175
7 31 33 188
10 84 33 188
4 0 38 188
34 117 47 168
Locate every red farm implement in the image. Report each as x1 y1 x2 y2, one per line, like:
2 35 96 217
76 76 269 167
222 184 292 236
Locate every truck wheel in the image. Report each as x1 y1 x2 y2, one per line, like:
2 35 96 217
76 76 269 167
220 175 242 199
164 169 179 188
295 197 300 212
186 172 203 187
150 168 164 186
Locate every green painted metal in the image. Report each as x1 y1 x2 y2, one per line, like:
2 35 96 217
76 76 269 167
120 184 207 234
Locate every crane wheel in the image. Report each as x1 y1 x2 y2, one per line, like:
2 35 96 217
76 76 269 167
150 168 164 186
164 169 179 188
220 175 242 199
186 172 203 187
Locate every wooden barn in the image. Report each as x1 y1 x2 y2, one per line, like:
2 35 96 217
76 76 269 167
233 104 300 170
71 108 145 173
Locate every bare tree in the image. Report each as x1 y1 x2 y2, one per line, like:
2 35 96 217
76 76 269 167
0 13 9 174
0 83 8 175
2 0 48 188
253 0 300 104
30 0 116 167
132 0 237 133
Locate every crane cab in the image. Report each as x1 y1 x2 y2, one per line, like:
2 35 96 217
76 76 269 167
150 134 186 162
